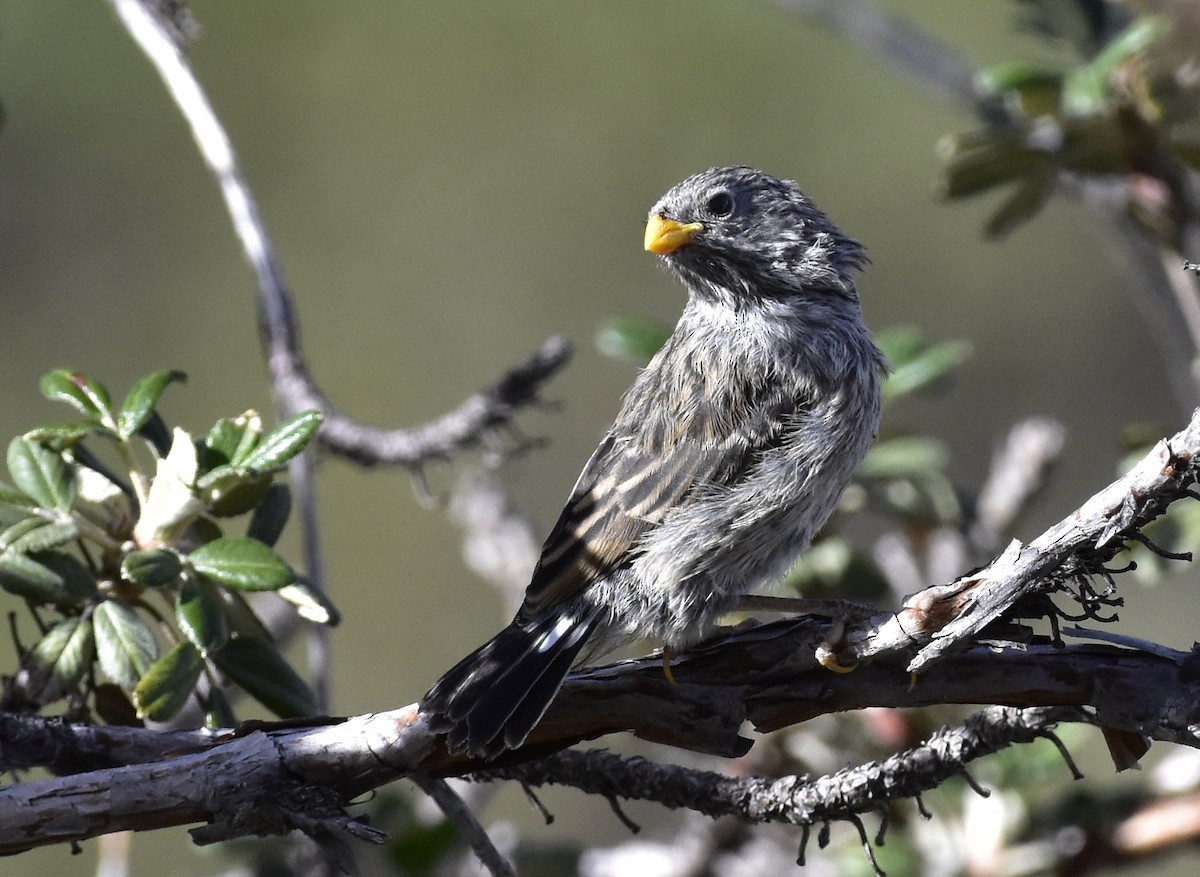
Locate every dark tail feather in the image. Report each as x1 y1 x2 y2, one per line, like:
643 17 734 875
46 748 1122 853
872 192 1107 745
420 607 598 758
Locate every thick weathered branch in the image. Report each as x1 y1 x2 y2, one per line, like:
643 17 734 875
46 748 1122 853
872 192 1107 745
3 409 1200 851
0 710 422 855
2 632 1198 853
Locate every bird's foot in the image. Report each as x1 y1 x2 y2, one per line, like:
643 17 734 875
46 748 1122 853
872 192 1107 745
662 645 680 686
814 615 858 673
735 594 872 673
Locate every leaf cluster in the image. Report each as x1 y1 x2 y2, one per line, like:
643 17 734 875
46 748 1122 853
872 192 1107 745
0 369 328 728
939 3 1200 237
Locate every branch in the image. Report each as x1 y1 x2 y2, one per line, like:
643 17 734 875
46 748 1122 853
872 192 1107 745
969 416 1067 552
469 706 1082 827
410 775 515 877
3 410 1200 851
781 2 1200 409
105 0 572 467
3 634 1199 853
844 405 1200 672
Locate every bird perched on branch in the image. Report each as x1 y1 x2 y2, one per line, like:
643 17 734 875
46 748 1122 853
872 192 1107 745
421 166 886 758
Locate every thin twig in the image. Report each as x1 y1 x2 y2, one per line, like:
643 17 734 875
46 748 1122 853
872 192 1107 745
290 452 331 713
410 775 515 877
468 707 1075 830
970 417 1066 552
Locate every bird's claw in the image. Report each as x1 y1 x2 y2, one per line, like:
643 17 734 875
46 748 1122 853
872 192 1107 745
815 617 858 673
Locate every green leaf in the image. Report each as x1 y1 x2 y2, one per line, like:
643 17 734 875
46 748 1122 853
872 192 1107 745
204 470 272 518
188 536 295 591
246 483 291 546
8 436 75 511
138 410 172 457
882 340 972 402
121 549 183 586
0 482 37 510
973 61 1064 98
176 577 229 654
94 682 141 727
24 423 101 448
212 637 316 718
9 519 79 555
93 599 159 690
215 588 275 641
0 505 34 531
937 133 1048 200
117 370 186 440
0 489 37 531
204 686 237 730
26 616 95 703
858 440 963 525
239 411 322 474
39 369 111 421
785 538 890 601
194 462 236 494
182 515 224 549
134 640 203 722
984 169 1057 240
874 327 925 366
200 418 243 470
858 436 949 481
0 552 71 602
1063 15 1168 117
228 415 264 467
37 552 98 601
392 821 459 874
596 317 671 364
0 516 52 552
277 581 341 626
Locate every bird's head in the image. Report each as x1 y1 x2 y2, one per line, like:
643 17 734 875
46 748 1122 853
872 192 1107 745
644 166 866 306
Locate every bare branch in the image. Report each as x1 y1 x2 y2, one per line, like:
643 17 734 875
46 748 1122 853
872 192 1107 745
448 467 541 611
302 334 573 467
468 706 1075 827
411 775 515 877
0 634 1192 854
105 0 572 467
3 409 1200 850
0 710 425 854
846 406 1200 672
1 629 1198 853
970 417 1067 552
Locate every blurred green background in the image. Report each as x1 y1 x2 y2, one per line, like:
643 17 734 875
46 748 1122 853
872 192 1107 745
0 1 1193 874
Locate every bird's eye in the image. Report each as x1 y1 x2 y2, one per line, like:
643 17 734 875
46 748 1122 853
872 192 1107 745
704 190 734 218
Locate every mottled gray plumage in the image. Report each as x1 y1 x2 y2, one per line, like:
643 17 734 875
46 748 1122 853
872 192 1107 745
422 166 886 758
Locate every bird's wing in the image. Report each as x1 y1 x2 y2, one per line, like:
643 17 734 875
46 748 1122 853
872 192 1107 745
518 376 801 618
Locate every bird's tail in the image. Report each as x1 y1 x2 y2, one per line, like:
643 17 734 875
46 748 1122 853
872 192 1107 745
420 606 599 758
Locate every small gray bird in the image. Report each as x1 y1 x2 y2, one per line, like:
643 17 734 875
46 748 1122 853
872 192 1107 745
421 166 886 758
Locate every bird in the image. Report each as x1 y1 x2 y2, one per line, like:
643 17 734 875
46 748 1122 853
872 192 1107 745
421 166 886 759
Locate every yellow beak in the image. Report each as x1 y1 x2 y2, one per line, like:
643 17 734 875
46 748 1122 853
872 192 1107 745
644 215 703 255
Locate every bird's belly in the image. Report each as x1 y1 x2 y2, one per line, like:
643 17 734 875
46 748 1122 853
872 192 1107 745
591 518 810 648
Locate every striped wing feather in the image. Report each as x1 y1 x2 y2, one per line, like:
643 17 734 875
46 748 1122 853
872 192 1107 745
519 374 802 619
